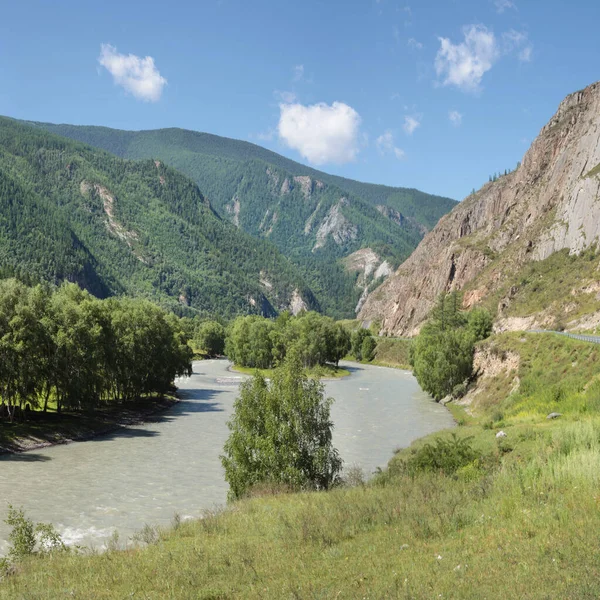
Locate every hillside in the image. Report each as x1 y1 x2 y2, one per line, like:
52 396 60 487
26 121 456 318
0 117 317 317
4 332 600 598
360 80 600 335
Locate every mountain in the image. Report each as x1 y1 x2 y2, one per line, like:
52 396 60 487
26 121 456 318
359 81 600 335
0 117 318 317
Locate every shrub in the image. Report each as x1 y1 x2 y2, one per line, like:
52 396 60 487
221 350 342 500
351 329 372 361
360 335 377 362
405 434 477 476
4 505 66 561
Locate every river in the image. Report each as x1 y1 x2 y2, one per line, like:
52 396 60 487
0 360 453 553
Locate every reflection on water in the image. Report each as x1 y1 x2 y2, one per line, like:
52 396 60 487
0 359 454 553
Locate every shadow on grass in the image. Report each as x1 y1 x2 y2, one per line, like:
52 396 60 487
0 389 227 456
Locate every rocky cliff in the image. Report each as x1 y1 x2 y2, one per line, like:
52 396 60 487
359 81 600 335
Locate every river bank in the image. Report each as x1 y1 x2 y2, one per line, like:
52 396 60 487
228 363 351 379
0 395 178 455
3 335 600 597
0 359 453 554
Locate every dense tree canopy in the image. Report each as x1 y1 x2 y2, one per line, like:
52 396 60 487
0 117 316 318
35 121 456 319
224 312 350 369
0 279 192 421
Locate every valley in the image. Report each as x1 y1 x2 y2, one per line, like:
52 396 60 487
27 120 456 318
1 8 600 593
0 359 453 554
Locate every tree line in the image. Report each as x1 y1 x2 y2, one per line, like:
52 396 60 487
410 292 493 401
0 279 192 422
224 311 353 370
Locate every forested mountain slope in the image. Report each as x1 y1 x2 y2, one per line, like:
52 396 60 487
359 80 600 335
27 121 456 317
0 117 317 317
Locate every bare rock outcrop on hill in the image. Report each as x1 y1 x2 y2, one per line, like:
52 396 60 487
359 81 600 335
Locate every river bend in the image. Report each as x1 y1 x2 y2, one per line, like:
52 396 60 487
0 360 453 552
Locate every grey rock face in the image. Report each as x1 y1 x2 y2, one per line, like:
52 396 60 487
313 199 358 250
359 81 600 335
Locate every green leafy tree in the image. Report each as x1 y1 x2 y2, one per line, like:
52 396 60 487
221 351 342 500
351 328 373 361
467 308 493 342
195 321 226 357
409 292 491 401
361 335 377 362
411 328 475 401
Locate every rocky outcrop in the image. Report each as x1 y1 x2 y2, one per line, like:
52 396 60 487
376 205 428 236
342 248 393 313
80 181 138 244
457 345 520 412
313 198 358 250
225 196 241 227
289 289 309 315
359 81 600 335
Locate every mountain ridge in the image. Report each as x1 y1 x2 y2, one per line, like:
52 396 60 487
22 119 456 318
0 117 317 317
359 80 600 335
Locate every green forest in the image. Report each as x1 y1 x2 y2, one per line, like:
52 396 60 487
28 120 456 318
0 279 191 422
0 117 318 317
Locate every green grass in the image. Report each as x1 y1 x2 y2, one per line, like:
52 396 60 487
372 337 412 369
467 332 600 421
5 334 600 598
584 162 600 179
230 364 351 379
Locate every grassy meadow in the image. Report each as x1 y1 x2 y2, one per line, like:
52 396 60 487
3 332 600 598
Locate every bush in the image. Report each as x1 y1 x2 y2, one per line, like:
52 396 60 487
361 335 377 362
4 505 66 561
351 329 373 361
405 434 477 476
221 350 342 500
467 308 493 341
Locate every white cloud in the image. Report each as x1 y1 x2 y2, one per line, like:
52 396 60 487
293 64 305 82
494 0 515 13
502 30 533 62
278 101 362 165
519 46 532 62
403 115 421 135
274 90 297 103
449 110 463 126
376 130 405 160
434 25 499 92
407 37 424 50
98 44 166 102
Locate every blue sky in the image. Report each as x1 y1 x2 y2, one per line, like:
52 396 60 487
1 0 598 200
